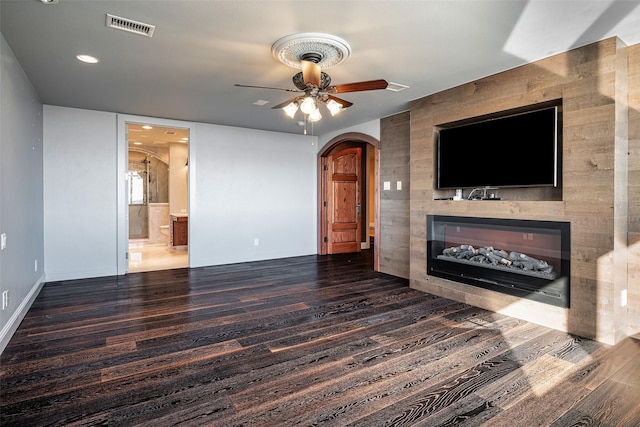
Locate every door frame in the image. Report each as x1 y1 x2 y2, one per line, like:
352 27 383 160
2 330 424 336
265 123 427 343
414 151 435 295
318 132 380 271
116 114 195 275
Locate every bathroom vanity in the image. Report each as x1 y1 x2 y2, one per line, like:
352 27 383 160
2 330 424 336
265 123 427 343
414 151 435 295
170 214 188 247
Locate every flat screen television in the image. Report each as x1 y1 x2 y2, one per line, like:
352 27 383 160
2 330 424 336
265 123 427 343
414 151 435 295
437 106 560 190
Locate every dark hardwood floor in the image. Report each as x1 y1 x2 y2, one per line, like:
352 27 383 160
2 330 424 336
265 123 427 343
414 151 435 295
2 250 640 426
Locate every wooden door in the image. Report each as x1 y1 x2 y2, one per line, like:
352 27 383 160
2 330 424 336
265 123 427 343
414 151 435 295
328 147 361 254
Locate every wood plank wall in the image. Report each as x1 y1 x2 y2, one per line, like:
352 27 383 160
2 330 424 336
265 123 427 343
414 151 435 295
628 43 640 337
401 37 632 345
379 112 410 279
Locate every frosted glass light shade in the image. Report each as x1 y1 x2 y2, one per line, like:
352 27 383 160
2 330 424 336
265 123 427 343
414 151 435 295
283 101 299 118
308 108 322 122
300 97 317 115
326 99 343 116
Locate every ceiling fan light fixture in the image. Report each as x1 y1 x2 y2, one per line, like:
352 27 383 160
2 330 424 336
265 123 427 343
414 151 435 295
282 101 299 118
326 99 343 116
300 96 317 115
308 108 322 123
236 33 387 133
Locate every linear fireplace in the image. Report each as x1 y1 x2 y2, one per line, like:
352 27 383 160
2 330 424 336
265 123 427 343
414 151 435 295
427 215 570 308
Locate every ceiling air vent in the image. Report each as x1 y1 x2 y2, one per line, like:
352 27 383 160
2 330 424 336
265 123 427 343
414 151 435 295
106 14 155 38
386 82 410 92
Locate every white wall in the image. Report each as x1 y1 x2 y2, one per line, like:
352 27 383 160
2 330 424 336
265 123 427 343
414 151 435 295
0 34 45 352
169 142 188 215
43 106 118 281
190 123 318 267
317 119 380 152
43 108 319 278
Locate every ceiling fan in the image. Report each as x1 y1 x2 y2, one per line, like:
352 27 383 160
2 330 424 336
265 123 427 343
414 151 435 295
235 33 389 124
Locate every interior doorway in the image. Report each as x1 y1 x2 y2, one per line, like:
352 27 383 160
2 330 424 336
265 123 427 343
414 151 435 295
327 147 362 254
319 132 380 271
126 122 189 273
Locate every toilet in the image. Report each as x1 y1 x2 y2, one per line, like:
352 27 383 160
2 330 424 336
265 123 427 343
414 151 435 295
159 224 170 245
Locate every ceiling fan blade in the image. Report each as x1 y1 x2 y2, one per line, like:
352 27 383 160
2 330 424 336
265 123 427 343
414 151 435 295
271 96 303 110
301 60 321 87
234 83 301 93
326 94 353 108
330 79 389 93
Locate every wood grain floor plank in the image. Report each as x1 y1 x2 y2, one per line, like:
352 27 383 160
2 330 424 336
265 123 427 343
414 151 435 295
410 394 500 427
226 317 538 425
1 250 639 426
549 378 640 427
343 356 522 427
100 339 244 382
475 352 575 410
467 368 593 426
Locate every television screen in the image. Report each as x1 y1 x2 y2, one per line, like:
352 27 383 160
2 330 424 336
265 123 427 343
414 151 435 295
437 106 559 190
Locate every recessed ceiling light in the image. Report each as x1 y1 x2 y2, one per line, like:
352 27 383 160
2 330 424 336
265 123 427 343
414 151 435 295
253 100 269 106
142 125 153 129
76 54 99 64
180 137 189 141
41 0 59 4
133 141 142 145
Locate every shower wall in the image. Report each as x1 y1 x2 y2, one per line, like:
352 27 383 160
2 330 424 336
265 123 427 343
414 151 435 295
148 157 169 203
129 204 148 239
128 151 169 239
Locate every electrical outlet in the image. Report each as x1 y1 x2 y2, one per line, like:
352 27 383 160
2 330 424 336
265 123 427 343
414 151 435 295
35 259 38 272
1 233 6 250
254 238 259 246
2 290 8 310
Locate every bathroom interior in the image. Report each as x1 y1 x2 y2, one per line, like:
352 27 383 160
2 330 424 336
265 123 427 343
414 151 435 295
127 123 189 272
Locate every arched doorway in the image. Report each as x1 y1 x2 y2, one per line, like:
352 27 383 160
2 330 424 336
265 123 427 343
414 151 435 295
318 132 380 271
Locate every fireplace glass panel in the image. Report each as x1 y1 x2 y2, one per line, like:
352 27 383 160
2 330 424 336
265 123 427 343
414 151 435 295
427 215 570 307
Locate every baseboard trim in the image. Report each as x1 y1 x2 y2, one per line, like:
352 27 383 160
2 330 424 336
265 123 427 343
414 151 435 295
44 268 118 282
0 273 45 355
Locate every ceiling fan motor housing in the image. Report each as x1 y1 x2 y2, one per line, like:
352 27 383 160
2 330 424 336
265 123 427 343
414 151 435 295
293 71 331 90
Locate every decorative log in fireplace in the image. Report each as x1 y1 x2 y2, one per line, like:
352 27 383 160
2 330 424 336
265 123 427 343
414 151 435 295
427 215 570 308
439 244 556 278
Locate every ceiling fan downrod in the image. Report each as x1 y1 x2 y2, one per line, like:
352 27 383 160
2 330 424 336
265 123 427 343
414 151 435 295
300 52 323 64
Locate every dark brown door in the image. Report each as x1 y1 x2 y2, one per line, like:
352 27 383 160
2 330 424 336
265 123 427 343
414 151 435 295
327 147 361 254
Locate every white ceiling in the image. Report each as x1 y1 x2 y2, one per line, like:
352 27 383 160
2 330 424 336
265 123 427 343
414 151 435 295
2 0 640 135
